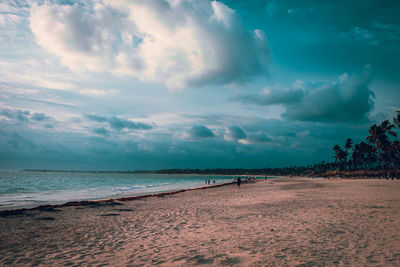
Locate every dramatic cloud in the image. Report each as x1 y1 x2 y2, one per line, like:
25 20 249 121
86 114 153 130
283 73 374 123
235 72 375 123
29 0 269 89
224 125 246 141
186 125 214 140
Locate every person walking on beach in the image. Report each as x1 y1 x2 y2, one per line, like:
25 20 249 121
236 177 241 188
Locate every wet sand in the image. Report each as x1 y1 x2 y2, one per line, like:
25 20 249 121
1 178 400 266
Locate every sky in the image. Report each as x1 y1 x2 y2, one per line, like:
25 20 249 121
1 0 399 170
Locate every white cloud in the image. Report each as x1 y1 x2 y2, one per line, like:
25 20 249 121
37 80 77 91
0 59 77 91
0 59 116 98
78 88 117 97
0 1 30 42
29 0 269 89
0 1 25 13
0 13 23 26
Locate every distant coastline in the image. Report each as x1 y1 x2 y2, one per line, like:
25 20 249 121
21 168 315 176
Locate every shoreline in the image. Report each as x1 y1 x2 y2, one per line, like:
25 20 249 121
0 181 236 215
0 173 276 213
0 175 392 214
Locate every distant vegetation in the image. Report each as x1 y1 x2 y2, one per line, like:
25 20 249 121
326 110 400 179
25 111 400 179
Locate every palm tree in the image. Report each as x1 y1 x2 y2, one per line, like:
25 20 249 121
339 149 348 173
333 145 341 176
380 120 397 139
333 145 341 163
392 140 400 178
379 120 397 176
345 138 353 170
367 121 397 176
359 141 375 171
345 138 353 150
333 144 347 176
352 143 362 171
393 110 400 129
367 124 381 171
383 140 399 179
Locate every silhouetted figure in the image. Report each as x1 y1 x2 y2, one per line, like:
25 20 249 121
236 177 241 188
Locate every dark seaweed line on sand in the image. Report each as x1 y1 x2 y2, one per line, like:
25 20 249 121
0 182 235 217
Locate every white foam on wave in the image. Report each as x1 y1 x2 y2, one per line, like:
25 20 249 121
0 174 231 210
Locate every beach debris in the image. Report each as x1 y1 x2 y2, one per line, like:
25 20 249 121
0 209 27 217
116 208 134 212
98 213 120 217
35 216 55 221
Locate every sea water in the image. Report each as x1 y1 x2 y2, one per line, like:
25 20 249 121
0 171 233 210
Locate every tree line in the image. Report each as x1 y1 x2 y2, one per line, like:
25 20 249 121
329 110 400 178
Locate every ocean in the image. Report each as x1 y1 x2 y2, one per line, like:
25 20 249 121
0 171 234 210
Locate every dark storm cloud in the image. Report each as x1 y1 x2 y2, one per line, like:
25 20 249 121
225 125 247 140
235 72 375 123
86 114 154 130
187 125 215 139
283 73 374 123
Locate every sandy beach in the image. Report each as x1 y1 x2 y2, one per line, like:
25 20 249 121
1 177 400 266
